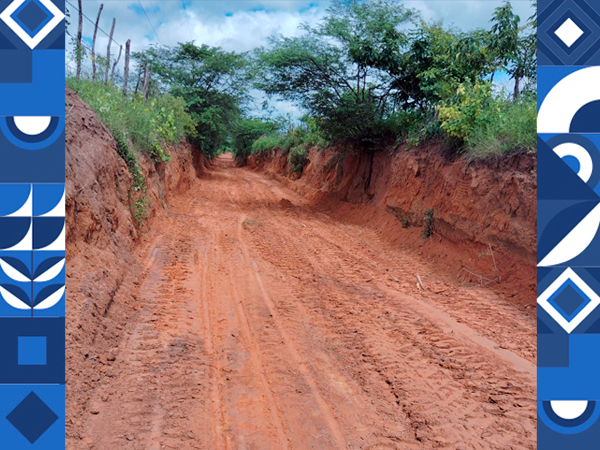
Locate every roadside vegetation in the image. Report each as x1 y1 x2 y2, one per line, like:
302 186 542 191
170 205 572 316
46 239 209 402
68 0 536 187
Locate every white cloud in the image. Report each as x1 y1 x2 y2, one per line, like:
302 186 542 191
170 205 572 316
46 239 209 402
66 1 534 115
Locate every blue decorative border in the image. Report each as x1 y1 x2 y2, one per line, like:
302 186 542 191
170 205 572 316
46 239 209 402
538 0 600 447
0 0 65 448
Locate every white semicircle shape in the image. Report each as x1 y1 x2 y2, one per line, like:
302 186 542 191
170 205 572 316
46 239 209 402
554 143 593 183
7 185 32 217
0 286 29 310
539 203 600 267
538 66 600 134
13 116 52 136
551 400 588 420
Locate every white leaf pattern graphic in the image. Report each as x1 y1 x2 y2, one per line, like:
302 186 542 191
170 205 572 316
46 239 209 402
34 259 65 282
34 286 65 310
0 259 30 282
0 285 30 310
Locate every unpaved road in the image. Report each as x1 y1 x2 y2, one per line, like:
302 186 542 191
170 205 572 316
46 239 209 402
80 153 536 450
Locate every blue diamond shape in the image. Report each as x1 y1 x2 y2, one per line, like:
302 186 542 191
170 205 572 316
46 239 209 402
11 0 52 39
548 10 592 55
6 392 58 444
547 280 592 322
538 0 600 65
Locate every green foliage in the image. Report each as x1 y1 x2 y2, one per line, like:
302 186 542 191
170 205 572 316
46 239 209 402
288 146 308 173
438 80 536 156
231 118 279 158
464 94 537 157
251 0 535 157
251 134 284 154
248 115 327 158
438 80 496 141
113 131 146 192
132 196 150 228
67 78 191 163
144 43 250 157
422 209 434 239
256 0 417 144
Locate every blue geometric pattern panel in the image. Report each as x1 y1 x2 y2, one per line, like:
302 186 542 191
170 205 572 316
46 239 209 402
0 385 64 449
539 0 600 65
538 0 600 446
0 0 64 448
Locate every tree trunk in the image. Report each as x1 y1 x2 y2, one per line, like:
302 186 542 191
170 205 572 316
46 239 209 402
75 0 83 80
111 45 122 85
122 39 131 95
91 4 103 81
135 52 145 94
513 75 521 101
104 18 115 85
142 63 151 100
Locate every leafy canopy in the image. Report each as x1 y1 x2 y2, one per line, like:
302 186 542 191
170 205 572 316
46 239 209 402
144 43 251 157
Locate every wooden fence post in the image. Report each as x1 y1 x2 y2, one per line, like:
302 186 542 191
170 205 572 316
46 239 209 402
75 0 83 80
105 18 116 85
91 4 103 81
111 45 122 85
122 39 131 95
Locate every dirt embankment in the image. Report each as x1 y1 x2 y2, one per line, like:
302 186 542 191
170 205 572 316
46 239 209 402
247 144 536 298
65 88 205 442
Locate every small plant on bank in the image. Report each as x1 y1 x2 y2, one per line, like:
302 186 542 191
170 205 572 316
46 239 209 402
289 145 308 173
132 196 150 228
114 131 146 192
422 209 434 239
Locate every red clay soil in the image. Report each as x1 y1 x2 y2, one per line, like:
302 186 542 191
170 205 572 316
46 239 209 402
248 145 537 306
66 149 536 449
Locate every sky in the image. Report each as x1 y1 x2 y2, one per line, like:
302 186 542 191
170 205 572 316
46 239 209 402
67 0 535 115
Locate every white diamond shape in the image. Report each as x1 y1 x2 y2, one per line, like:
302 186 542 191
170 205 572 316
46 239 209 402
555 18 585 48
538 268 600 333
0 0 64 49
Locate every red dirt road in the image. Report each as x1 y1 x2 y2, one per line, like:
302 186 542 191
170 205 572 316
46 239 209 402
79 153 536 450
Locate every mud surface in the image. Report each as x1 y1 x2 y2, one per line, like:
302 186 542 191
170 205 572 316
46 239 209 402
69 153 536 450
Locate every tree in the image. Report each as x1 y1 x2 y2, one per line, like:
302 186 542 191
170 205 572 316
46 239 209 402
144 43 250 157
489 1 536 99
256 0 417 144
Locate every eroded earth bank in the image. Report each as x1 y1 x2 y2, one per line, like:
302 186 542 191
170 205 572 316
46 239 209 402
66 90 536 450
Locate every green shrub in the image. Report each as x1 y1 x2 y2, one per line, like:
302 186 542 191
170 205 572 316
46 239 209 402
422 209 434 239
464 94 536 157
437 80 536 157
66 78 193 163
113 131 146 192
132 196 150 228
289 145 308 173
231 118 279 158
437 80 497 141
251 135 281 154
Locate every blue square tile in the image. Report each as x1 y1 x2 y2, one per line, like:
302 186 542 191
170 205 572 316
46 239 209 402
18 336 46 365
0 317 64 383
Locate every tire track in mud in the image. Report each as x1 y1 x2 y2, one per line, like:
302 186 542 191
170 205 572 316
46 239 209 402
77 154 535 450
230 166 536 449
197 238 228 450
235 217 348 450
